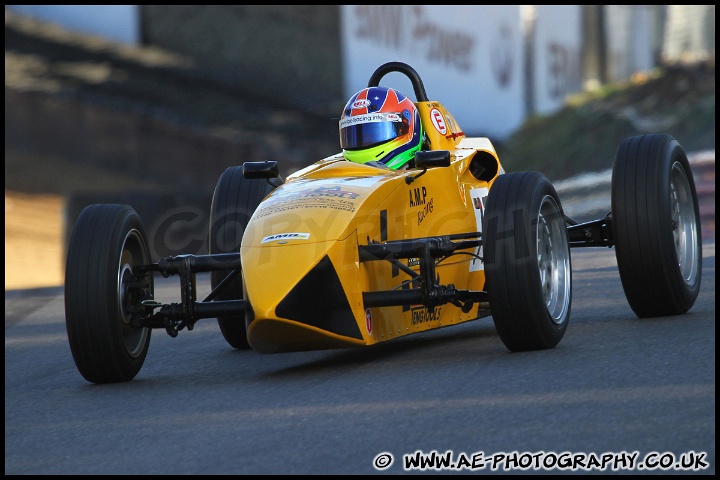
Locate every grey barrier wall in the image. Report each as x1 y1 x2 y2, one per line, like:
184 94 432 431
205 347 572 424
140 5 344 118
5 7 343 258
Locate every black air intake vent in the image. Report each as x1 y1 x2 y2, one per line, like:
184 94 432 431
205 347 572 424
276 255 362 340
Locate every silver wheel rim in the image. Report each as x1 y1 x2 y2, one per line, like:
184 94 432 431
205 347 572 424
670 161 700 286
536 196 571 325
117 229 150 358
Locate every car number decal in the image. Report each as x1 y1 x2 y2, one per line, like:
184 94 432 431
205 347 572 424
430 108 447 135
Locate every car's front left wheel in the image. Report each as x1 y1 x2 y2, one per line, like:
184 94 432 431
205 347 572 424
208 167 280 349
483 171 572 351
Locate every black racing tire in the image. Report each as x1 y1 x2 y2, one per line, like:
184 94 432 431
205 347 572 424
611 133 702 317
483 172 572 351
65 204 154 383
208 166 279 349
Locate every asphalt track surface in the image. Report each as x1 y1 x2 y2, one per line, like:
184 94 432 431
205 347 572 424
4 240 715 475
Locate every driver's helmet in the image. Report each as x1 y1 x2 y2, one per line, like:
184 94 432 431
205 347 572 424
339 86 423 170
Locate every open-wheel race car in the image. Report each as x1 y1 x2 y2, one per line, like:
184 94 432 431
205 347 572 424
64 62 703 383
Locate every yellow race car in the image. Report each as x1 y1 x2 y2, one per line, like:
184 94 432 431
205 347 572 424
64 62 703 383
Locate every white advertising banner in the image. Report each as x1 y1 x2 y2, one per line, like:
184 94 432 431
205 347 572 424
605 5 657 81
341 5 525 140
532 5 583 116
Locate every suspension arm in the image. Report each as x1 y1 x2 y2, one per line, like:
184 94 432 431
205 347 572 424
359 234 486 309
567 214 614 248
134 252 246 336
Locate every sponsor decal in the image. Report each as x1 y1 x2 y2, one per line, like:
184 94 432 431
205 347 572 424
409 186 433 226
410 306 442 325
261 232 311 244
408 186 428 207
365 308 372 334
352 99 371 109
417 198 434 226
255 199 356 216
271 184 361 201
340 112 402 128
299 185 361 199
430 108 447 135
255 184 364 217
469 187 489 271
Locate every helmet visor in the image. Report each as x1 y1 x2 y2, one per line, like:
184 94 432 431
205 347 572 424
339 113 408 150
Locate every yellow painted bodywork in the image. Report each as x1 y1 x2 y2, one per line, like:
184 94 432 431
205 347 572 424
242 101 504 353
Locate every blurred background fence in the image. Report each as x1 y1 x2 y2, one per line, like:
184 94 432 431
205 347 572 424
6 5 715 138
4 5 715 268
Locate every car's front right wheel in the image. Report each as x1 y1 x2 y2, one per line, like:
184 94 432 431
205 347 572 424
65 204 154 383
611 133 702 317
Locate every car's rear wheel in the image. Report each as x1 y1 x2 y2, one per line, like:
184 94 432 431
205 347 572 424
611 133 702 317
65 204 154 383
484 172 571 351
208 166 279 349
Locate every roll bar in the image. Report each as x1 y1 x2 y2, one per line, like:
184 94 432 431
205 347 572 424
367 61 429 102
